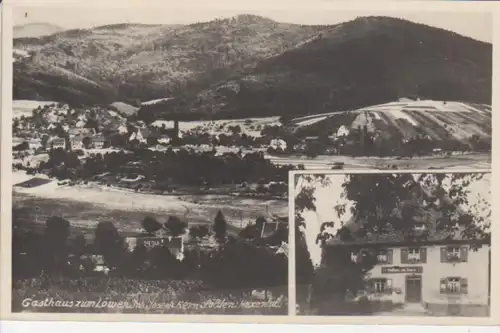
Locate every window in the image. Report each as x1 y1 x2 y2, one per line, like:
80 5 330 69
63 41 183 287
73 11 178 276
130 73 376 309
371 278 392 294
447 247 460 260
401 247 426 264
446 278 460 293
377 252 387 263
441 246 468 263
376 249 393 264
413 223 428 232
408 248 421 261
440 277 468 294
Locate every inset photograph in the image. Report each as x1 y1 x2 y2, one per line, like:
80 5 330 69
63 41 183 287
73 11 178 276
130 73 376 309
293 171 491 317
12 193 288 315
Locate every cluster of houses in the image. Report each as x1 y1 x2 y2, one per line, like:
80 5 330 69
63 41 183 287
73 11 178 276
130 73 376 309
13 101 182 153
47 128 106 151
76 211 288 275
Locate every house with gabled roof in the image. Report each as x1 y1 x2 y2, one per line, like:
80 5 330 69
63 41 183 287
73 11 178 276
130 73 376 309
68 128 94 138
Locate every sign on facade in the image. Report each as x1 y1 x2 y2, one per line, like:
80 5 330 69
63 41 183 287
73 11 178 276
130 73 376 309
382 266 423 274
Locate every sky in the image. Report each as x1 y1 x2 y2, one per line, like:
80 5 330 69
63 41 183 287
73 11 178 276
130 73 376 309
296 173 491 267
12 3 492 43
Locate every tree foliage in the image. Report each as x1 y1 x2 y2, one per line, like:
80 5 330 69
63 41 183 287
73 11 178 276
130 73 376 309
141 216 162 235
189 225 210 240
164 216 188 237
213 210 227 243
44 216 70 273
94 221 125 270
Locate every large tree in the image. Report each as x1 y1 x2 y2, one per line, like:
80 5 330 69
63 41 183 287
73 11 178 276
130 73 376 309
164 216 188 237
141 216 162 235
94 221 125 271
213 210 227 243
44 216 71 273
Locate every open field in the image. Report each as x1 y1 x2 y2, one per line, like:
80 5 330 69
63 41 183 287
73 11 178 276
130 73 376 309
290 100 491 143
13 100 59 119
12 172 287 238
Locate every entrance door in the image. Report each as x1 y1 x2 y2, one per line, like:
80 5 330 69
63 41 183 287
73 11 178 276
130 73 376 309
406 275 422 303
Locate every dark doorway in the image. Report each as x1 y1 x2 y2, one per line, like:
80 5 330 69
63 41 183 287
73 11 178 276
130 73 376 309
406 275 422 303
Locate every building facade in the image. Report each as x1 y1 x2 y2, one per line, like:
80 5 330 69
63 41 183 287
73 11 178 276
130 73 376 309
125 236 184 259
71 136 84 150
352 241 490 316
50 137 66 150
92 137 105 149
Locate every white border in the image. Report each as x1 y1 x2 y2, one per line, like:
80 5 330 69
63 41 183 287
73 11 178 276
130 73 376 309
1 0 499 326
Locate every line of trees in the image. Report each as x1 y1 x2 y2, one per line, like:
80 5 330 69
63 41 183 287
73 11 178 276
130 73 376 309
299 129 491 158
34 148 294 190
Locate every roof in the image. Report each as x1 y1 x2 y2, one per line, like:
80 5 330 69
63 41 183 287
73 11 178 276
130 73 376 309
92 137 105 142
68 128 93 135
324 184 490 247
325 210 490 246
261 222 280 238
164 237 183 249
271 214 288 223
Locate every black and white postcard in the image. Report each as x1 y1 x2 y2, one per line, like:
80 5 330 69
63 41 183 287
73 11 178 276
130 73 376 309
1 0 498 325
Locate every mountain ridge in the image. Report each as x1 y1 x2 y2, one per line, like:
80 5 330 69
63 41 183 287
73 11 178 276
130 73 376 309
164 15 491 120
13 15 492 119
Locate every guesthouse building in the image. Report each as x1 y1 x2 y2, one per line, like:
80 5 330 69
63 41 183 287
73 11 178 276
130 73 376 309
323 232 491 316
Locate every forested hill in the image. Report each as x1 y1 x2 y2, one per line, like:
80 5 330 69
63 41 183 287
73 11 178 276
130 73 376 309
14 15 491 120
178 16 492 119
13 15 324 107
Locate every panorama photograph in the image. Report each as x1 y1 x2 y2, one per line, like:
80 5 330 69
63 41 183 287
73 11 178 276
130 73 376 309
9 3 491 316
294 172 491 317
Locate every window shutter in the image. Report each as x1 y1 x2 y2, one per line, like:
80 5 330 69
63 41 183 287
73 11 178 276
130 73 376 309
387 249 393 264
460 247 468 262
440 247 447 263
460 278 468 294
419 247 427 263
440 278 446 294
401 248 408 264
